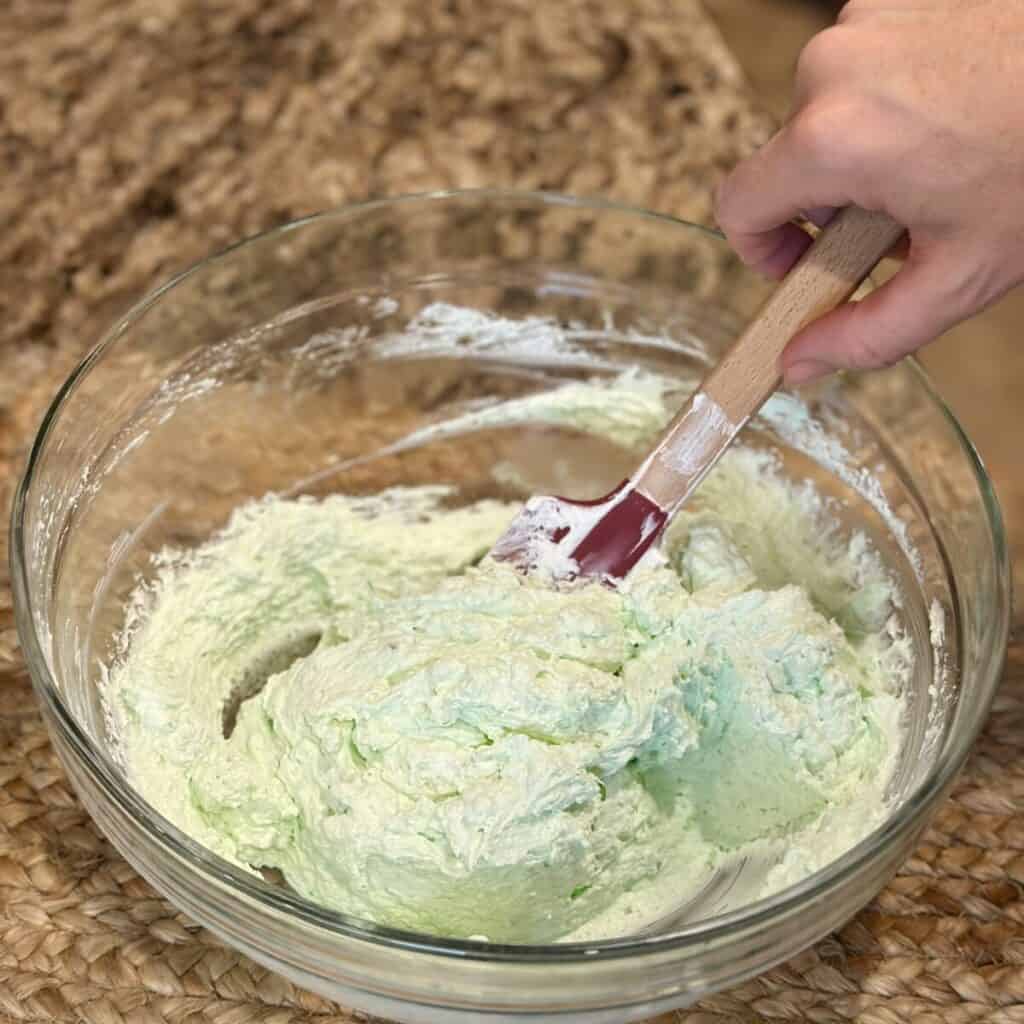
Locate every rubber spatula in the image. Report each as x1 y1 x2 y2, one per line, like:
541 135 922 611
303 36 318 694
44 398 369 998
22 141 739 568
490 206 904 583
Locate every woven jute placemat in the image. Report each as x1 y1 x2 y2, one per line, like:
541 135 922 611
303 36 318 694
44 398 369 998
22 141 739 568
3 2 1023 1021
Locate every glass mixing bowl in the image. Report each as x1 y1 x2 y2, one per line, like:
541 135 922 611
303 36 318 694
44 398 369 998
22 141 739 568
12 191 1009 1023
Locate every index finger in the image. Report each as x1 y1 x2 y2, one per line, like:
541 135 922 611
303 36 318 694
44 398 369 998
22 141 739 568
715 122 852 275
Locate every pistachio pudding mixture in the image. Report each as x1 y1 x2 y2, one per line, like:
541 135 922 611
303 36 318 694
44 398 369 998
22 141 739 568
106 366 910 942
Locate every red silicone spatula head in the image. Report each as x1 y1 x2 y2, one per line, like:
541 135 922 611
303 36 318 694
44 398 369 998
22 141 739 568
489 482 668 583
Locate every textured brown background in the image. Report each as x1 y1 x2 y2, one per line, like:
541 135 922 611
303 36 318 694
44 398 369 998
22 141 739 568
3 1 1024 1022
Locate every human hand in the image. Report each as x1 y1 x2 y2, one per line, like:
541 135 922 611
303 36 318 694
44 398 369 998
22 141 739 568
715 0 1024 385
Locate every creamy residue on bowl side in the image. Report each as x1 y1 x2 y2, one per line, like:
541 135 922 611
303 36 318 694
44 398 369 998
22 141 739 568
103 367 912 943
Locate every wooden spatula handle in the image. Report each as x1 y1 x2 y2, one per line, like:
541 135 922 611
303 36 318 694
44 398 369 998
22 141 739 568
635 206 905 511
703 206 904 421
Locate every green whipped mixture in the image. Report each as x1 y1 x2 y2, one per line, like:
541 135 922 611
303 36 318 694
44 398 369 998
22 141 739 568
106 370 909 942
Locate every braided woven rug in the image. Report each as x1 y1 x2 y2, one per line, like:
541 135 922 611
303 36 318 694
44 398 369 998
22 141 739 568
3 2 1023 1021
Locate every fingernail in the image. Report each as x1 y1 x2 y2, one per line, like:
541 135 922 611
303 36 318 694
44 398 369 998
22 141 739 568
799 207 838 229
784 360 833 386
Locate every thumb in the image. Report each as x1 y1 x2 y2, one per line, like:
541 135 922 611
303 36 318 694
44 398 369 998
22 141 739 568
781 249 966 385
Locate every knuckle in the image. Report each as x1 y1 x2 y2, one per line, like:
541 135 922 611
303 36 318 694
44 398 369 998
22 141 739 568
788 93 879 179
788 99 847 165
947 256 1006 316
842 317 902 370
836 1 862 25
848 335 900 371
795 27 850 87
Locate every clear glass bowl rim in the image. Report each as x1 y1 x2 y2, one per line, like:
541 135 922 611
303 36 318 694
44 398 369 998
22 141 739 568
10 187 1012 964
